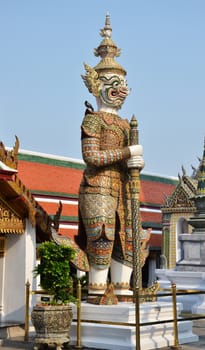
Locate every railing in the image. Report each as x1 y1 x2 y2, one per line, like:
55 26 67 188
25 280 205 350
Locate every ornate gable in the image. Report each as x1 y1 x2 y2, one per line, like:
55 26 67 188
170 186 194 209
162 175 197 213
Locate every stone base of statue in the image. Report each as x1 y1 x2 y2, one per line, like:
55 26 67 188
156 269 205 314
70 301 198 350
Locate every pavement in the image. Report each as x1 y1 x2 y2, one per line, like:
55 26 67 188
1 320 205 350
1 336 205 350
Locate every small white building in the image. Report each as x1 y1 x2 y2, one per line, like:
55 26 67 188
0 139 53 324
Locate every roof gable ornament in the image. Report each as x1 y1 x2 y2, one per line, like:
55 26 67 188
170 186 195 210
0 135 19 170
0 137 62 239
162 176 196 212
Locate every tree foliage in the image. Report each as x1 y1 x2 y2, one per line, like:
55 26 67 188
33 241 76 304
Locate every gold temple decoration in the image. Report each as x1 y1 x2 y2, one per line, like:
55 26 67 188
0 138 55 238
0 198 24 234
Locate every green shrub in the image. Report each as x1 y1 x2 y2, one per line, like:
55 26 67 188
33 241 76 304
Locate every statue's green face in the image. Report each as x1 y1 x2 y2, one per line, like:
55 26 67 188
99 74 129 109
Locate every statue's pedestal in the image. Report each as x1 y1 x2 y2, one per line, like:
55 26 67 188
70 302 198 350
156 269 205 314
177 233 205 272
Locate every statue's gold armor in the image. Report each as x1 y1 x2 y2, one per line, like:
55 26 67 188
78 111 133 269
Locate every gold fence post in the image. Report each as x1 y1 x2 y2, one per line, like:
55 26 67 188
75 279 82 349
24 280 30 341
135 287 141 350
171 282 181 349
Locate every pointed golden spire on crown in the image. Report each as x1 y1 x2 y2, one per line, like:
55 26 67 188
94 13 126 76
100 12 112 40
81 14 127 96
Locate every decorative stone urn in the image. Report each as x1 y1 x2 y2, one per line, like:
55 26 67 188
31 304 73 350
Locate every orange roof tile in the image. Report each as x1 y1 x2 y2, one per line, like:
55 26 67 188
18 160 83 194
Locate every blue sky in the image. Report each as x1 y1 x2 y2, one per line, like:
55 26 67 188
1 1 205 177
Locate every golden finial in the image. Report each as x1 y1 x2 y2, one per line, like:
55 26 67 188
100 12 112 39
94 14 125 75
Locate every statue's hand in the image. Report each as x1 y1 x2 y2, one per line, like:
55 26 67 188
127 155 145 169
128 145 143 157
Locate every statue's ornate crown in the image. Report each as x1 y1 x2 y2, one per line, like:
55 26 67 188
81 14 126 96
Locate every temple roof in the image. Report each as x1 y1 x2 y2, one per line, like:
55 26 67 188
0 138 57 240
162 172 197 213
162 138 205 213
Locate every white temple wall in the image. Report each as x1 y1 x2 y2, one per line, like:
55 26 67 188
2 219 36 323
0 253 5 322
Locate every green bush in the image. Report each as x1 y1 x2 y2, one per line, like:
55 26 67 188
33 241 76 304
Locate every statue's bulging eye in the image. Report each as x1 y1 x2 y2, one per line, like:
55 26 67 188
113 81 120 88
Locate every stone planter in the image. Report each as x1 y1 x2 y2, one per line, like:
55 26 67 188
31 304 73 350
